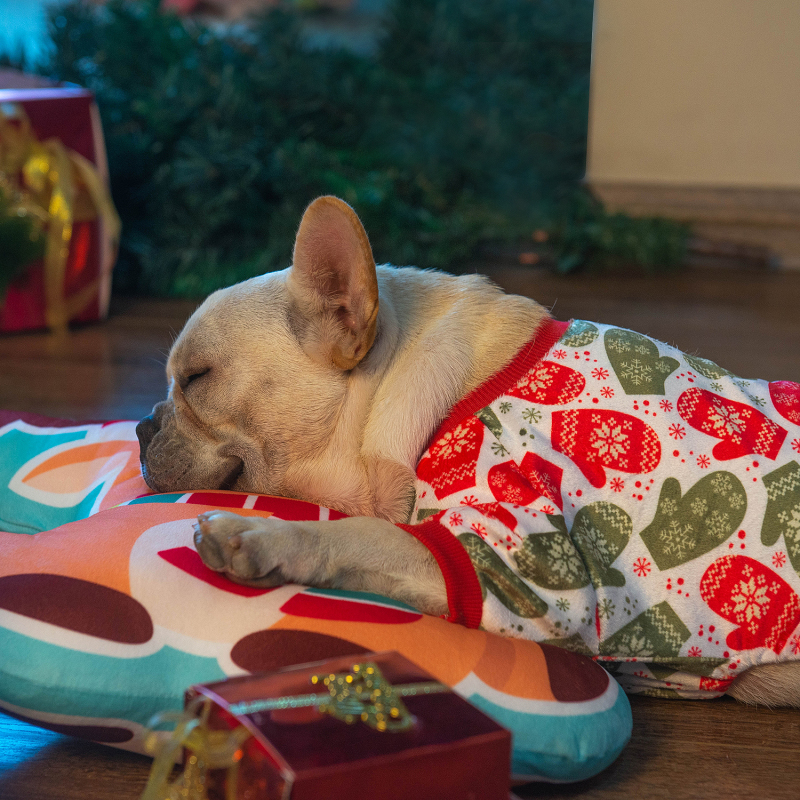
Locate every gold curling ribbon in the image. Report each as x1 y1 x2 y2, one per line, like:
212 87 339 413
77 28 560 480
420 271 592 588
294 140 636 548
141 696 251 800
229 661 448 733
0 101 121 334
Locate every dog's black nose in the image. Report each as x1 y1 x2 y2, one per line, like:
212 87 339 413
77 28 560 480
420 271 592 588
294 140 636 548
136 414 158 453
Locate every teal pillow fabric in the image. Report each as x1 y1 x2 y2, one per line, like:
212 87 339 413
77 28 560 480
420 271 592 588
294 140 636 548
0 411 631 782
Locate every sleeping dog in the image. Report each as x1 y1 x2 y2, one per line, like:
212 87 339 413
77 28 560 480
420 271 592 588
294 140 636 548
137 196 800 707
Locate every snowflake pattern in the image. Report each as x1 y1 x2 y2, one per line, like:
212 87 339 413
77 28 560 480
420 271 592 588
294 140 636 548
711 381 724 392
573 520 611 568
660 498 678 516
777 505 800 538
792 438 800 454
610 477 625 492
728 493 745 510
548 538 586 580
600 386 615 399
433 425 471 460
522 407 542 424
498 401 512 414
669 424 686 440
491 441 509 457
790 635 800 656
556 597 570 612
705 509 730 541
730 577 770 624
772 551 787 569
697 454 711 469
591 367 610 381
711 473 732 495
691 497 708 517
660 520 695 559
660 400 674 412
688 646 702 658
633 557 651 577
527 366 555 394
690 497 708 517
471 522 487 537
598 598 616 619
553 349 567 360
617 630 653 658
707 398 746 441
591 421 629 460
449 512 463 527
608 338 631 354
620 359 653 386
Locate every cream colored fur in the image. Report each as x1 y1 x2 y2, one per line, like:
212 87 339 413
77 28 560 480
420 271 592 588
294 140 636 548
137 196 797 708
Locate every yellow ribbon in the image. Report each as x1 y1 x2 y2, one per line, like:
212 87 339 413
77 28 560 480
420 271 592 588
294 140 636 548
0 101 121 333
141 696 251 800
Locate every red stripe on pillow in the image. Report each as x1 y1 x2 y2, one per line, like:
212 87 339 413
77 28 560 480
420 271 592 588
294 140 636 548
158 547 277 597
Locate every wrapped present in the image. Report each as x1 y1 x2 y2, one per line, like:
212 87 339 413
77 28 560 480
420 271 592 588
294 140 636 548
0 70 120 334
142 651 511 800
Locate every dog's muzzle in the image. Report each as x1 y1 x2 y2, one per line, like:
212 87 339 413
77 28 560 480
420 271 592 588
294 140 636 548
136 413 158 457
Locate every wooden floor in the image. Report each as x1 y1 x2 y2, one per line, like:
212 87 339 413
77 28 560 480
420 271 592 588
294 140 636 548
1 266 800 799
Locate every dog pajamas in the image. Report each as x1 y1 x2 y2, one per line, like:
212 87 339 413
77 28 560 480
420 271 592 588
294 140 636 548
400 318 800 697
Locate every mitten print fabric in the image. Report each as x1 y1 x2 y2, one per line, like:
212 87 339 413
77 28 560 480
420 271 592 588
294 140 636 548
408 319 800 699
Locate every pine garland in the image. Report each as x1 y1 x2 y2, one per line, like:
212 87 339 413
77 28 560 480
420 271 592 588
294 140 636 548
35 0 686 296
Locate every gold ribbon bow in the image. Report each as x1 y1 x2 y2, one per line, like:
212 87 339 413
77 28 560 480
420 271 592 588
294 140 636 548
0 100 121 333
141 696 251 800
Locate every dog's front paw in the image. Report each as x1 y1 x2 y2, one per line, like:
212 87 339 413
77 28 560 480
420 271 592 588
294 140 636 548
193 510 308 587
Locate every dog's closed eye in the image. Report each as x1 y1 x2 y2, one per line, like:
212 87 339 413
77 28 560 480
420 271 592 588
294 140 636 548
181 369 210 389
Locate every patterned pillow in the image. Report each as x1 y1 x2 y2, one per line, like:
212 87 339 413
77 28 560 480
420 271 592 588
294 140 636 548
0 411 631 782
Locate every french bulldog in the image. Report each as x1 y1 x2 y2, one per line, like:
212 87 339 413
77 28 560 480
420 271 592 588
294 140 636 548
137 196 800 707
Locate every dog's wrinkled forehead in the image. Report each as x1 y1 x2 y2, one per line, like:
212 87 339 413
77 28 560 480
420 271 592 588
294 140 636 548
167 272 292 385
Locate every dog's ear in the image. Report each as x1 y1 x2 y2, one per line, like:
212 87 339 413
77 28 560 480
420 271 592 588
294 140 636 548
288 196 379 370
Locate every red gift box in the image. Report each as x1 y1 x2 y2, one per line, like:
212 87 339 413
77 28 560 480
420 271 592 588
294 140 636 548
0 69 119 333
145 651 511 800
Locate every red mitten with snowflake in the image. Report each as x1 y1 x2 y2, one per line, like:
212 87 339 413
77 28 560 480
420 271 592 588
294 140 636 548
770 381 800 426
677 388 787 460
507 361 585 404
488 461 538 505
488 453 564 512
417 416 485 499
700 555 800 653
519 451 564 510
550 409 661 488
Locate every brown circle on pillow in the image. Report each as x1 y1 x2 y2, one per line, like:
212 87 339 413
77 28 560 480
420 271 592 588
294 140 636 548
231 629 369 673
0 574 153 644
539 643 610 702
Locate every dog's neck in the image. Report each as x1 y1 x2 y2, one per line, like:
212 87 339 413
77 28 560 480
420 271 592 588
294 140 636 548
285 267 549 522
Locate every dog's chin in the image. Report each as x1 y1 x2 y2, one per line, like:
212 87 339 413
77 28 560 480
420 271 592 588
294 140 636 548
139 461 165 493
139 457 245 494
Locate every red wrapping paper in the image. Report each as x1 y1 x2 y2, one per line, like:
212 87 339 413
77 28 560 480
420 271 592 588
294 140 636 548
185 651 511 800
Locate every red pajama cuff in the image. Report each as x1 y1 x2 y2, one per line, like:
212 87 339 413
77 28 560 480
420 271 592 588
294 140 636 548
397 518 483 628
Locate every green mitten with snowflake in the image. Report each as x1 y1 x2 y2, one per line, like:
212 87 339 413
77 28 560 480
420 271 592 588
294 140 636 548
640 472 746 570
604 329 679 395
